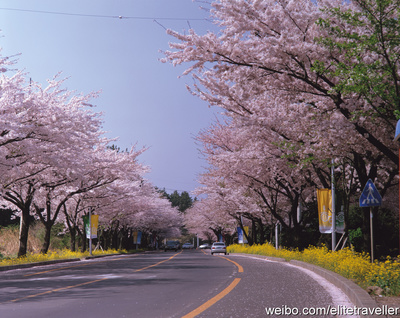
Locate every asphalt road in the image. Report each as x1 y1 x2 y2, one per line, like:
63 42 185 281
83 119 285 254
0 250 355 318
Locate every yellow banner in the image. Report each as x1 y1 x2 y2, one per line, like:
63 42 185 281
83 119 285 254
317 189 332 234
84 214 99 239
243 226 249 244
90 215 99 238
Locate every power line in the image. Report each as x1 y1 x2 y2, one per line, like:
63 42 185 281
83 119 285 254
0 7 208 21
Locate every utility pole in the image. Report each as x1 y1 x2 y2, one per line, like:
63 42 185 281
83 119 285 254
89 208 92 256
275 222 279 249
331 159 336 251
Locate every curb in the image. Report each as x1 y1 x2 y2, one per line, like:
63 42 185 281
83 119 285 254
83 253 123 260
0 258 80 272
289 260 378 318
232 253 379 318
0 253 123 272
232 253 286 263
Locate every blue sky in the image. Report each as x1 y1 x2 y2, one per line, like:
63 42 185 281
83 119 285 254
0 1 219 195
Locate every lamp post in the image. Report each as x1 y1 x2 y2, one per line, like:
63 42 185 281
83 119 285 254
275 222 280 249
331 159 336 251
89 208 93 256
394 119 400 255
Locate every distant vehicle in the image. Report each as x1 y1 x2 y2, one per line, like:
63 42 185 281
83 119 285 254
164 240 180 252
199 243 211 249
211 242 227 255
182 243 194 249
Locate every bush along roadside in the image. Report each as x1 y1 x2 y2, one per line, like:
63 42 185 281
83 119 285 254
227 243 400 296
0 248 123 267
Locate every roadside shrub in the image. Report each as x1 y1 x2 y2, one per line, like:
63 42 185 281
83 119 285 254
0 248 121 267
228 243 400 296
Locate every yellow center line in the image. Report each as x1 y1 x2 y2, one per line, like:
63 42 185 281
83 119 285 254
134 250 182 272
24 263 92 277
5 253 182 304
24 257 129 277
218 256 244 273
200 249 244 273
3 278 108 304
181 278 242 318
179 250 244 317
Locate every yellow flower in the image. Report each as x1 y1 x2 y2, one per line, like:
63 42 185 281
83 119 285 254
227 243 400 296
0 249 121 267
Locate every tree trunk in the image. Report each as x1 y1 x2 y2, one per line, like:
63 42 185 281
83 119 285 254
252 219 257 244
41 223 52 254
69 227 76 252
35 199 56 255
5 185 36 257
62 203 77 252
118 231 124 250
257 218 265 244
18 207 31 257
81 230 87 252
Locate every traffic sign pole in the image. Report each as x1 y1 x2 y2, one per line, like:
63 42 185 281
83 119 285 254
393 121 400 255
89 208 92 256
370 208 374 263
359 179 382 263
331 159 336 251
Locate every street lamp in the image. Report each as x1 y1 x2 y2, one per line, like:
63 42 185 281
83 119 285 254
331 159 336 251
393 119 400 255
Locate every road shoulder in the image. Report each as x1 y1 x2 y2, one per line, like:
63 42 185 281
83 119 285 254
230 253 387 318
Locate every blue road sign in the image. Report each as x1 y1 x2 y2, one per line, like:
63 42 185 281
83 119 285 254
394 119 400 142
359 179 382 207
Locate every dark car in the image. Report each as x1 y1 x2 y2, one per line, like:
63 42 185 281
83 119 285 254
164 240 180 252
182 243 194 249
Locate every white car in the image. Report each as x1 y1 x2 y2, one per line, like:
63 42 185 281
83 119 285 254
199 243 211 249
211 242 227 255
182 243 194 249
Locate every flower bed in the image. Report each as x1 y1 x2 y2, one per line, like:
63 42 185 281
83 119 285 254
0 248 121 267
228 243 400 296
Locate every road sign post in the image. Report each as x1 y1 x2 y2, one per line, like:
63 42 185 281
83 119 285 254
331 160 336 251
393 120 400 256
359 179 382 262
370 208 374 262
89 208 92 256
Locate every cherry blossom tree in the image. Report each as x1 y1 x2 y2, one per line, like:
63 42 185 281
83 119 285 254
184 195 238 243
0 70 53 256
0 75 108 255
163 0 399 247
90 179 182 250
316 0 400 120
164 0 397 174
0 46 182 254
33 146 144 254
195 118 322 246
